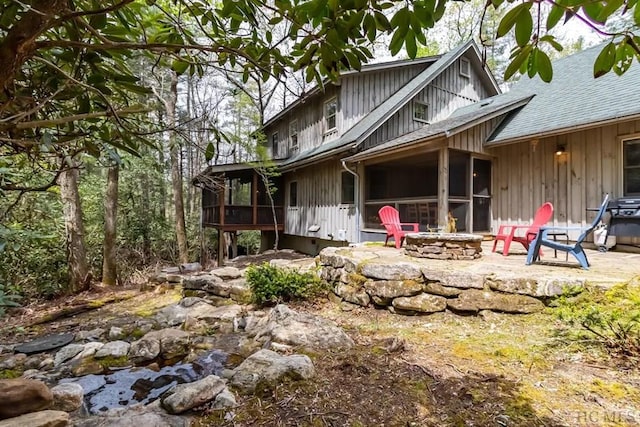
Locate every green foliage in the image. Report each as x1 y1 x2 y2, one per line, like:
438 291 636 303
238 231 261 255
553 279 640 358
246 263 327 305
0 283 21 317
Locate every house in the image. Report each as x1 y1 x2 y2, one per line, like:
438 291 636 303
195 40 640 260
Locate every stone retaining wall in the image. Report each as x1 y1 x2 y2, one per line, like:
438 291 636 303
318 247 585 315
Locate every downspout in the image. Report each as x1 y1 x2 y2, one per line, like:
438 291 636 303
341 160 361 243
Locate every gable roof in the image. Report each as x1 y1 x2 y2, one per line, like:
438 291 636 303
262 55 441 129
487 42 640 145
280 40 498 171
344 93 532 162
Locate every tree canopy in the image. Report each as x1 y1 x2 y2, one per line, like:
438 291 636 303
1 0 639 178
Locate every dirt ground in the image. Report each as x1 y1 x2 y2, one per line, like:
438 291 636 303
2 284 640 427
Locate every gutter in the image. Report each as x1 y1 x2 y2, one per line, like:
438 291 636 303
487 111 640 147
341 160 361 243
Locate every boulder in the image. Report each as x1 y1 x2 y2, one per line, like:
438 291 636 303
130 329 190 363
486 276 585 297
94 341 130 359
420 268 484 289
0 354 26 370
72 412 188 427
447 289 545 314
161 375 227 414
69 358 105 377
0 410 68 427
247 305 354 350
423 282 463 297
364 280 423 299
108 327 125 340
182 275 223 292
73 342 104 360
50 383 83 412
229 349 314 393
360 263 422 281
334 283 370 307
53 344 85 367
0 378 53 419
210 266 242 280
392 293 447 314
75 329 106 341
211 387 237 409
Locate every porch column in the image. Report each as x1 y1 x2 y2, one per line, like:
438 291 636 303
252 171 258 225
438 147 449 230
217 228 225 266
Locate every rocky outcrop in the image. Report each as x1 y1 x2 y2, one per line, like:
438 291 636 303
0 378 53 420
50 383 83 412
229 349 314 393
161 375 228 414
129 329 190 363
0 410 68 427
247 305 354 350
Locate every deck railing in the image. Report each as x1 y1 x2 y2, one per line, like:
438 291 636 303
202 204 284 227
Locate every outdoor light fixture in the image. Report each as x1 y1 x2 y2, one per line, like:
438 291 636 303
555 145 566 156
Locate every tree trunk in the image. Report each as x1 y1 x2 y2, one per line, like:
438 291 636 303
58 161 90 293
167 71 189 264
102 164 119 286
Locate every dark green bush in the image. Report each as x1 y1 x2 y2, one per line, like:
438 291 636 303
245 263 327 305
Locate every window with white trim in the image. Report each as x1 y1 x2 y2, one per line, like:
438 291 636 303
324 98 337 132
271 132 278 157
289 120 298 151
623 138 640 196
460 57 471 78
414 101 429 123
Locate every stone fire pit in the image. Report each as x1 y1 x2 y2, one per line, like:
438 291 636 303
404 232 483 260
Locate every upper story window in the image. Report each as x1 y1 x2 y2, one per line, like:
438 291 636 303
414 101 429 123
324 98 337 132
623 138 640 196
460 57 471 78
289 120 298 151
341 171 355 204
289 181 298 207
271 132 279 157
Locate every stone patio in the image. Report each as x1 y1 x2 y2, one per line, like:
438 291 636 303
319 241 640 315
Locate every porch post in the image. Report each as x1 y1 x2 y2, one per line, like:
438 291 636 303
252 171 258 225
438 147 449 230
217 228 225 266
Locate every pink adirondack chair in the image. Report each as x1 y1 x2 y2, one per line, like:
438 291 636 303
378 205 419 249
492 202 554 256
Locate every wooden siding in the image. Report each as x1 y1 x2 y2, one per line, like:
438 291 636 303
447 117 503 154
489 118 640 246
339 64 427 130
362 56 493 149
283 160 357 242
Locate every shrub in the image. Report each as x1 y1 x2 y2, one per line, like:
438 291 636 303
245 263 327 305
553 278 640 359
0 284 20 317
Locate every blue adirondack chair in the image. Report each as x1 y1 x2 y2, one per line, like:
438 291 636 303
526 194 610 270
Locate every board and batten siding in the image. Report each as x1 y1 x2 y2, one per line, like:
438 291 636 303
489 118 640 246
339 63 428 130
283 160 357 241
362 57 493 149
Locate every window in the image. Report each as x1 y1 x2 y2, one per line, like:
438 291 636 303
289 181 298 207
414 101 429 122
271 132 278 157
341 171 355 204
624 138 640 196
289 120 298 151
460 57 471 78
324 98 337 132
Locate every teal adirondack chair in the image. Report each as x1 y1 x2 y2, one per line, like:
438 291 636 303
526 194 610 269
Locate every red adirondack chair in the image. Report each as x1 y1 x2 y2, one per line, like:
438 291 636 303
378 205 419 249
492 202 554 256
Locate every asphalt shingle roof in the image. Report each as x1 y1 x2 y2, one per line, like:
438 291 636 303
487 42 640 144
345 94 533 161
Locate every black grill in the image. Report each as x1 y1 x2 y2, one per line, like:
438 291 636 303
607 197 640 237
